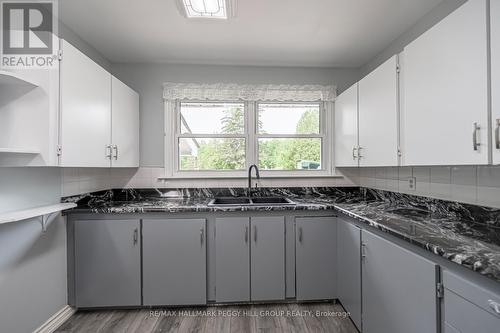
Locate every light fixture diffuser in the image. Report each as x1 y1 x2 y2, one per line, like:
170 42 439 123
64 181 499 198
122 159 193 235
181 0 227 19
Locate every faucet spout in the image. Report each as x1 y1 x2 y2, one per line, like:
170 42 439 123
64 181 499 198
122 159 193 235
248 164 260 197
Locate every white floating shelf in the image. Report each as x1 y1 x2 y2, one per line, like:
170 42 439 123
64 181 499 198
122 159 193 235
0 203 77 227
0 70 38 87
0 147 40 154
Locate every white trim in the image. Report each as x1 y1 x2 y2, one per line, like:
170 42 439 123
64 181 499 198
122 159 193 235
163 84 336 179
33 305 76 333
168 101 332 177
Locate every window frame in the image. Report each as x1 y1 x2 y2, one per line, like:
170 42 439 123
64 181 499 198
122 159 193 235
165 99 334 179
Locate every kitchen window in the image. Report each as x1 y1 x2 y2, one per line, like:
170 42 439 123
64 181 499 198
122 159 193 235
257 103 324 171
177 102 246 171
163 83 335 178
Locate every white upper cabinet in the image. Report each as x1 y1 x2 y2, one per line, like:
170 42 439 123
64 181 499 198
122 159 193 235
111 76 140 167
334 83 358 167
492 0 500 164
401 0 488 166
59 39 112 167
358 55 399 167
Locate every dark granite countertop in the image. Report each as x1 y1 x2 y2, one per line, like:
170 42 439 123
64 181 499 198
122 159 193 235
64 187 500 284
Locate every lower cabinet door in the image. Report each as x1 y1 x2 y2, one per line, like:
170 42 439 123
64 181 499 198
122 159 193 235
337 218 362 331
142 219 207 306
362 230 438 333
443 289 499 333
74 219 141 307
251 217 285 301
295 217 337 300
215 217 250 302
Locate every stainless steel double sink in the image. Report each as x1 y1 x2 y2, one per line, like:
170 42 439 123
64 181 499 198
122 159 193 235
208 196 296 206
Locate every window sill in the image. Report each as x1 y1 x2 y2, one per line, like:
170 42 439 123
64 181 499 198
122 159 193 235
158 173 345 180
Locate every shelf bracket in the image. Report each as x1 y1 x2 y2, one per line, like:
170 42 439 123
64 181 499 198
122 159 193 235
39 212 59 233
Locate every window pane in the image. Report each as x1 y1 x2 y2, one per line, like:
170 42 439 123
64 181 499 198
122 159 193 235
258 138 322 170
180 102 245 135
258 103 320 134
179 138 246 170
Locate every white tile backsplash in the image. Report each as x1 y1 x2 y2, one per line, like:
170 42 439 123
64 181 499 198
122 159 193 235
477 166 500 188
451 166 477 186
338 165 500 209
61 166 354 196
430 167 451 184
413 167 431 183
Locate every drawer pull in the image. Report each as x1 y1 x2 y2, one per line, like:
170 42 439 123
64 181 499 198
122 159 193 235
488 300 500 314
473 122 481 151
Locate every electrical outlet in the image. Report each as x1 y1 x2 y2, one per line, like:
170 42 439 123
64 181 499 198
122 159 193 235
407 177 416 191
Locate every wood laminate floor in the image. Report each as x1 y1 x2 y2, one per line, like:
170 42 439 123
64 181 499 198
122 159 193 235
56 302 359 333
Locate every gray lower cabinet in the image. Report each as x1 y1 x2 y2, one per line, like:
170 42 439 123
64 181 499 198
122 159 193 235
142 219 207 306
337 218 362 331
362 230 438 333
251 216 285 301
215 217 250 302
295 217 337 300
442 270 500 333
74 219 141 308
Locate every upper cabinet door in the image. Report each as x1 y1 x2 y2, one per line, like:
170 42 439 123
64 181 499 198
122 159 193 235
492 0 500 164
60 40 112 167
111 76 139 167
334 83 359 167
358 55 399 167
402 0 488 166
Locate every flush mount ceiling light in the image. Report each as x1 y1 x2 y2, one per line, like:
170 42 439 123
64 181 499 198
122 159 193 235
178 0 235 19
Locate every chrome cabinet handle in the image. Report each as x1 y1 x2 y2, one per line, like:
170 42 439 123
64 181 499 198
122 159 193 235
352 147 358 160
253 225 257 243
200 227 204 246
488 300 500 315
495 119 500 150
473 122 481 151
113 145 118 160
245 226 248 244
298 227 303 243
133 228 138 245
105 145 112 159
357 146 363 159
361 242 367 259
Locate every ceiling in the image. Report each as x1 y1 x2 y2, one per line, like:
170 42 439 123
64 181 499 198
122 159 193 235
59 0 443 68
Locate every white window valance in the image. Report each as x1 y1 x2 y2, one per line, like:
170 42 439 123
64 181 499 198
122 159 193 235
162 82 337 102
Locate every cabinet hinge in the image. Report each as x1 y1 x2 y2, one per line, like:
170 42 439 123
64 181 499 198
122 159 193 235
436 282 444 299
58 49 63 61
56 145 62 156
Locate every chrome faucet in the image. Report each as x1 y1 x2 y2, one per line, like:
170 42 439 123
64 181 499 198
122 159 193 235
248 164 260 197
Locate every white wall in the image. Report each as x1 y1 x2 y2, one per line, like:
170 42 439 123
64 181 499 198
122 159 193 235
358 0 467 77
0 168 67 333
111 63 359 167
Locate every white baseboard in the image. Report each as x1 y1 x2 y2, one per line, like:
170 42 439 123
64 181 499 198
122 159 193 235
33 305 76 333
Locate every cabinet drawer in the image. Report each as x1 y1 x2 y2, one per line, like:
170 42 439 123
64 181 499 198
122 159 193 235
443 270 500 318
